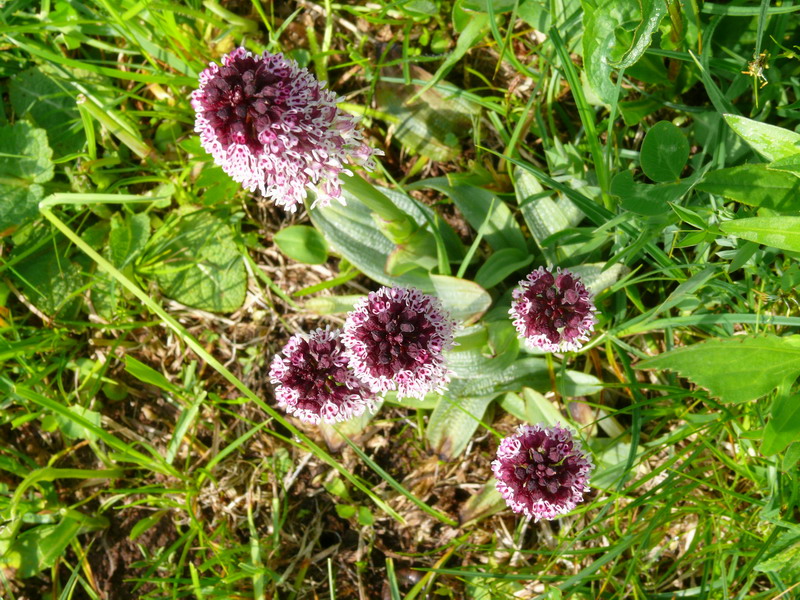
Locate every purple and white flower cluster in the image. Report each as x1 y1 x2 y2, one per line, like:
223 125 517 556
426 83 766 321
269 328 377 425
192 48 381 213
492 423 594 521
342 286 456 400
270 286 456 424
194 52 599 520
510 266 597 353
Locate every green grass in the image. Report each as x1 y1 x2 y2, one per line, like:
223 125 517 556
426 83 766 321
1 0 800 599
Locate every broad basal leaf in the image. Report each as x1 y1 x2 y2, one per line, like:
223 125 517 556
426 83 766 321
11 235 83 319
376 66 478 161
426 393 495 459
569 262 628 295
109 212 150 269
430 275 491 325
474 248 532 289
274 225 329 265
9 67 85 155
513 167 583 262
582 0 666 105
311 186 487 323
414 177 527 252
611 170 691 215
139 210 246 313
638 335 800 403
0 122 54 234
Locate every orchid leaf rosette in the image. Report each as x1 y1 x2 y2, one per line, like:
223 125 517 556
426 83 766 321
192 47 382 212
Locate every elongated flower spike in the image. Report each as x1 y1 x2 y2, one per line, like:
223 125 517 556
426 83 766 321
269 328 377 424
492 423 594 521
192 47 382 212
509 266 597 353
342 286 457 400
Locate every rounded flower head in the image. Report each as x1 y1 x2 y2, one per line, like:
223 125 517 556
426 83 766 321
510 266 597 353
342 286 456 400
192 47 381 213
269 328 377 424
492 423 594 521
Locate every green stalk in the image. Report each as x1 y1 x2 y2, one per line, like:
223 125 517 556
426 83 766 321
340 173 417 242
339 433 458 527
548 28 611 207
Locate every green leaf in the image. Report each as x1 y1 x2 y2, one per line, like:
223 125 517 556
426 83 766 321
499 388 565 426
723 114 800 161
590 439 645 491
458 480 505 525
376 73 477 162
385 228 439 276
521 387 564 425
10 236 83 319
9 67 85 155
461 0 519 12
668 202 708 230
0 513 106 578
0 122 54 234
357 506 374 526
140 210 246 313
303 294 362 315
129 511 167 541
335 504 357 519
430 275 492 324
611 171 691 215
414 178 527 252
582 0 665 104
124 355 182 396
475 248 533 289
783 442 800 470
768 153 800 175
512 167 582 261
274 225 329 265
762 394 800 455
311 188 431 290
311 187 483 321
720 217 800 252
445 345 602 399
53 405 101 441
569 262 628 295
166 397 202 465
194 165 242 206
754 532 800 581
609 0 667 68
697 164 800 212
109 212 150 269
640 121 690 182
638 335 800 403
426 393 494 460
